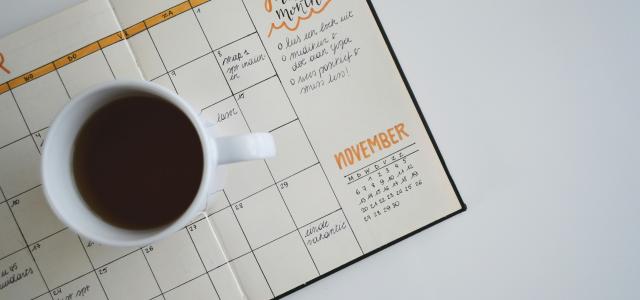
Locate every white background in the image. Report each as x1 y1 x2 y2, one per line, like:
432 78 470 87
2 0 639 299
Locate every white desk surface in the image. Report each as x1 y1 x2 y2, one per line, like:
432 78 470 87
2 1 639 299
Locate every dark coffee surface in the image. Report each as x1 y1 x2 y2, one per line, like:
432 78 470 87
73 97 203 230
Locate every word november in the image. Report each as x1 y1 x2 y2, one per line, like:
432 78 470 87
334 123 409 170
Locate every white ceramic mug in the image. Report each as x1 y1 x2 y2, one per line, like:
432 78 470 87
41 80 275 247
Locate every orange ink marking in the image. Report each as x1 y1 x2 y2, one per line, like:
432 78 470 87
145 2 190 28
265 0 333 37
8 63 55 89
334 123 410 170
0 52 10 74
124 22 146 38
98 32 124 49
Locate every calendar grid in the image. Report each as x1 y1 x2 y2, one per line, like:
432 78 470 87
0 0 282 295
0 0 332 296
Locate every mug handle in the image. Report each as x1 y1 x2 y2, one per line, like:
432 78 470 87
216 133 276 164
203 120 276 164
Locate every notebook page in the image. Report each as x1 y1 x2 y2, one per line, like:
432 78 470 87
0 0 465 299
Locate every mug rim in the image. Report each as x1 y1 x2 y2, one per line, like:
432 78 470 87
41 80 216 247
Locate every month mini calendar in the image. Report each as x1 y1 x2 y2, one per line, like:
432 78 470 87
0 0 465 299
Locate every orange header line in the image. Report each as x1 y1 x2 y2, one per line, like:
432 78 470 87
189 0 209 7
54 42 100 69
145 2 191 28
0 83 8 94
8 63 55 89
99 32 124 49
0 0 212 93
124 22 146 38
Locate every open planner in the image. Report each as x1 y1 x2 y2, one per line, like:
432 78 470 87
0 0 465 299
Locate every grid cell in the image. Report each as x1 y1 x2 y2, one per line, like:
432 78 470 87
189 207 250 270
11 186 66 244
209 253 272 300
170 53 231 110
32 229 92 288
164 274 218 300
150 73 176 93
98 251 161 300
266 121 317 181
279 165 339 226
233 186 295 249
0 202 25 258
0 91 29 147
300 211 361 274
0 248 48 300
144 229 205 291
0 136 40 198
205 190 229 215
127 32 167 79
217 34 275 93
57 51 114 97
52 272 107 300
12 71 68 133
254 232 317 296
102 40 144 80
32 128 47 153
196 0 255 49
224 160 273 204
82 238 137 268
237 77 295 132
148 11 209 71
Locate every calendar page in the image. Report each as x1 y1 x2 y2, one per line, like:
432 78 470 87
0 0 466 299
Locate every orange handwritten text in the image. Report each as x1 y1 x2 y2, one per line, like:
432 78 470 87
265 0 332 37
0 52 10 74
334 123 410 170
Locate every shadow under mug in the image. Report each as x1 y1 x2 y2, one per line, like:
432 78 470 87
41 80 276 247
